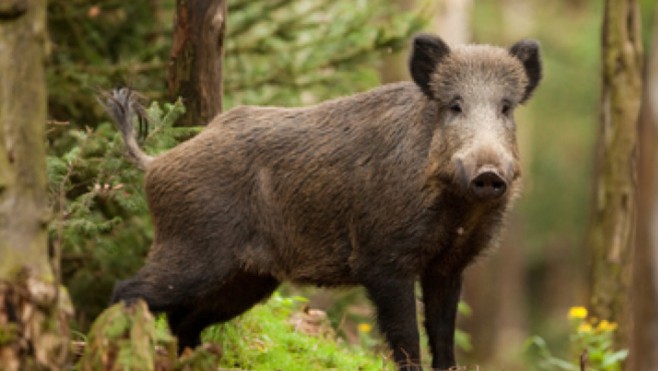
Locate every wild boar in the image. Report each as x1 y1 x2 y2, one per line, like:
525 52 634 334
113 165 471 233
104 33 541 370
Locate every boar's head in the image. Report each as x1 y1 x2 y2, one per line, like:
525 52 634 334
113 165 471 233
410 34 541 203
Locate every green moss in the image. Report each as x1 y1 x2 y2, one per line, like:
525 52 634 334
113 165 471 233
202 292 395 371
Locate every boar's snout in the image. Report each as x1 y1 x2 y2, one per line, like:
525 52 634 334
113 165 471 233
453 146 517 201
469 167 508 200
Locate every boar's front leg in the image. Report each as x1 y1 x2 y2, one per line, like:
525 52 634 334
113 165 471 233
363 277 421 371
421 265 462 370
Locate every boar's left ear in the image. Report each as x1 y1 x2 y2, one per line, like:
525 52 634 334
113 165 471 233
509 39 542 103
409 34 450 98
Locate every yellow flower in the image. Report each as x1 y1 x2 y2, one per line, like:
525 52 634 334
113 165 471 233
596 320 618 332
578 322 593 333
357 323 372 333
568 306 588 319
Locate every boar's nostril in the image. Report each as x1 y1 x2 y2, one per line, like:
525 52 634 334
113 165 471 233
469 171 508 200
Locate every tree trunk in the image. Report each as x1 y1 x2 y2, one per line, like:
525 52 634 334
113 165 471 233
630 6 658 369
433 0 472 46
0 0 72 369
588 0 642 351
168 0 227 126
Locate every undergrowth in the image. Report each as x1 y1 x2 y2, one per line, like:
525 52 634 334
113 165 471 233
201 292 396 371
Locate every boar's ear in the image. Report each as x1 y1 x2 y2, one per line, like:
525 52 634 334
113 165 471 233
409 34 450 98
509 39 542 103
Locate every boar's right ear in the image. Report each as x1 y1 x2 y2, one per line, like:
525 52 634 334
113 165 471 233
509 39 542 103
409 34 450 98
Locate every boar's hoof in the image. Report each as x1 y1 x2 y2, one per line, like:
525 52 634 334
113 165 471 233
469 170 508 200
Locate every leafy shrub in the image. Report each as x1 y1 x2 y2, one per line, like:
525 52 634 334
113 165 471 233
525 306 628 371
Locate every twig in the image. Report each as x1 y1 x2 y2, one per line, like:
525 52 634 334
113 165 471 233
580 349 589 371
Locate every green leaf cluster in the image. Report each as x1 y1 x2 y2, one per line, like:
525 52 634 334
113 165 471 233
225 0 426 107
524 308 629 371
48 0 172 125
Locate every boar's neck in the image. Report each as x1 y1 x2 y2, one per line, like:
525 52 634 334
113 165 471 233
427 190 512 273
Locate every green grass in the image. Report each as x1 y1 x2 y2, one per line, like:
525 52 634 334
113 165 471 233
201 293 395 371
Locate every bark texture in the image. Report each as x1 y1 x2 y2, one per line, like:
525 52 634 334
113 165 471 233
0 0 72 369
588 0 643 350
168 0 227 126
631 6 658 369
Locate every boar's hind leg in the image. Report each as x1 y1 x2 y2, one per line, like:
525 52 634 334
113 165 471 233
421 267 462 370
168 270 280 352
363 278 421 371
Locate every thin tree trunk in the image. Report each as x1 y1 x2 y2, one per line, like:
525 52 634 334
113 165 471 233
0 0 72 369
588 0 642 350
433 0 472 46
168 0 227 126
630 6 658 369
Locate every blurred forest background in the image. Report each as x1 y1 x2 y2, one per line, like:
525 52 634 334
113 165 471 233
4 0 657 369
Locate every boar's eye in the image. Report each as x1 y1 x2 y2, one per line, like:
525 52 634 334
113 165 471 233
448 97 463 114
501 100 512 116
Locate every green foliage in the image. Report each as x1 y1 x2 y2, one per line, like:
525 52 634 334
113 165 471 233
524 306 628 371
48 100 187 327
47 0 172 124
455 301 474 353
202 292 395 371
47 0 425 127
225 0 426 107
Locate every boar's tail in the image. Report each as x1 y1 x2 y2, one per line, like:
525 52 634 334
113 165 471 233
99 88 153 170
